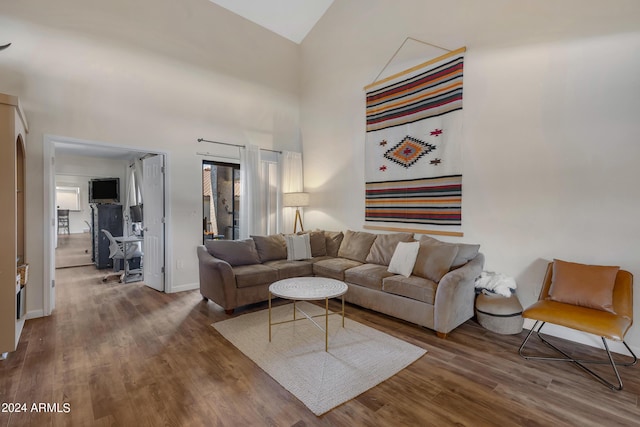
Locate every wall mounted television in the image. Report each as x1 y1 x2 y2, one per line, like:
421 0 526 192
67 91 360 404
89 178 120 204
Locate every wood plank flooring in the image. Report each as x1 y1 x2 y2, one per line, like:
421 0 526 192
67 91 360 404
1 265 639 426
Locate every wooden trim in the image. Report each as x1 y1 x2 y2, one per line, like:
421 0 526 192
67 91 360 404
363 225 463 237
0 93 28 132
364 46 467 91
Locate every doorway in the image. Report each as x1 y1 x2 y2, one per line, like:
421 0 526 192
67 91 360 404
202 161 240 242
43 135 169 315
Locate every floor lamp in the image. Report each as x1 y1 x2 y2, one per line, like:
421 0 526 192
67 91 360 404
283 192 309 233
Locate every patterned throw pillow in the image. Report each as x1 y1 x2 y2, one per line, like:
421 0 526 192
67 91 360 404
285 233 312 261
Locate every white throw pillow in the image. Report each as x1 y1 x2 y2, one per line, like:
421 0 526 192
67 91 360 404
285 233 312 261
387 241 420 278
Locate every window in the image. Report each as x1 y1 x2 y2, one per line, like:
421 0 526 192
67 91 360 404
56 185 81 211
203 161 240 242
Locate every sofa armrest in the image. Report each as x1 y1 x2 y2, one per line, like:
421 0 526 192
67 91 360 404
433 252 485 336
197 245 237 311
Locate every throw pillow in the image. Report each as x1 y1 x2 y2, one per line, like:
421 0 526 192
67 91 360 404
387 241 420 278
547 259 619 313
298 230 327 257
285 233 312 261
324 231 344 257
412 236 460 282
204 239 261 266
338 230 377 263
365 233 414 266
251 234 287 262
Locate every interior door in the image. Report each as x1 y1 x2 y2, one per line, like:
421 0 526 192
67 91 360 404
142 155 165 292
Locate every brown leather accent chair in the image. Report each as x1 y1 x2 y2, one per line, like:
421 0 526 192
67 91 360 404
519 261 637 390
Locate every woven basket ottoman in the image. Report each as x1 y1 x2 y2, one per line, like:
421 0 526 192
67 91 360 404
475 292 524 335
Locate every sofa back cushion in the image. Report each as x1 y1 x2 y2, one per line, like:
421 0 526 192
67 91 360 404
251 234 287 262
298 230 327 257
419 235 480 269
338 230 377 263
324 231 344 257
366 232 414 266
412 236 459 283
205 239 261 266
451 242 481 268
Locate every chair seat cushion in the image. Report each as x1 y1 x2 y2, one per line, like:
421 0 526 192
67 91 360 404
523 300 632 341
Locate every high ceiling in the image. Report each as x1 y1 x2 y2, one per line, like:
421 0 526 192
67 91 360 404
207 0 334 44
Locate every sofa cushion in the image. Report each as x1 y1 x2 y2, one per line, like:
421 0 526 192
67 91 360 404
285 233 312 260
299 230 327 257
264 259 313 280
338 230 377 263
365 232 414 266
345 264 395 291
233 264 279 288
451 242 481 269
547 259 619 313
413 236 459 282
418 235 480 269
205 239 261 266
324 231 344 257
388 241 420 277
313 257 362 281
383 275 438 304
251 234 287 262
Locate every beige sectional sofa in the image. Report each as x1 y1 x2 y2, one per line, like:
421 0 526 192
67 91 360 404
197 230 484 337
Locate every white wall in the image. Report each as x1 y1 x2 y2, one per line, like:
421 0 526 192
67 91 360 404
300 2 640 346
0 0 301 312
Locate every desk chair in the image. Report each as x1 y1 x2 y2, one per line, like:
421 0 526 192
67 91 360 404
57 209 70 234
519 259 637 390
101 229 143 283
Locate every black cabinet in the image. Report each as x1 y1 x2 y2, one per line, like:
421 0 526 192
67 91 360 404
91 204 123 269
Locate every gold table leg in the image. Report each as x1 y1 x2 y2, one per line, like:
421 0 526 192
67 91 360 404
325 297 329 352
268 292 272 342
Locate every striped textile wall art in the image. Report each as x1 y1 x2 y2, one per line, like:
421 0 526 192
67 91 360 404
365 47 465 228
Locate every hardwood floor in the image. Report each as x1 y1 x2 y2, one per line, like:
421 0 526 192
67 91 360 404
1 265 639 426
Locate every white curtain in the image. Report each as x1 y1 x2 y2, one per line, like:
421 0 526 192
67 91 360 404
239 144 262 239
280 151 303 234
238 148 303 238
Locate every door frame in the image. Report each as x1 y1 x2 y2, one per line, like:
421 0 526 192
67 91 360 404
43 134 171 316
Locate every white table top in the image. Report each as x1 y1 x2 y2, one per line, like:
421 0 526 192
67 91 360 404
269 277 348 300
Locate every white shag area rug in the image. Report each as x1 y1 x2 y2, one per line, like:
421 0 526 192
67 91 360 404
212 302 427 416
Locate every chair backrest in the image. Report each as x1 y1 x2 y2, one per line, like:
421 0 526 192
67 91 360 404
101 229 123 259
539 262 633 320
57 209 69 218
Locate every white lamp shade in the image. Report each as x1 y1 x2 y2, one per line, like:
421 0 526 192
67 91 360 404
283 192 310 207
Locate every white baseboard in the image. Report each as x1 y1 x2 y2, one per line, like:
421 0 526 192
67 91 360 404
168 282 199 294
523 319 639 357
25 309 44 320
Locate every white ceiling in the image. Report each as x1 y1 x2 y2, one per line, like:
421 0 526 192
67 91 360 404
208 0 334 44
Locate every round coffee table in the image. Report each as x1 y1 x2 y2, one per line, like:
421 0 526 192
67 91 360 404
268 277 348 352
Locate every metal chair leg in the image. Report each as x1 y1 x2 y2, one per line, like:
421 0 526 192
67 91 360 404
519 321 638 391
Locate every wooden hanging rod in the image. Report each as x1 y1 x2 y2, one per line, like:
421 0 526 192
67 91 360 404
364 224 463 237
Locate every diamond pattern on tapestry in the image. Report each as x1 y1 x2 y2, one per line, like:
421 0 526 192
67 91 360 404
383 136 436 168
